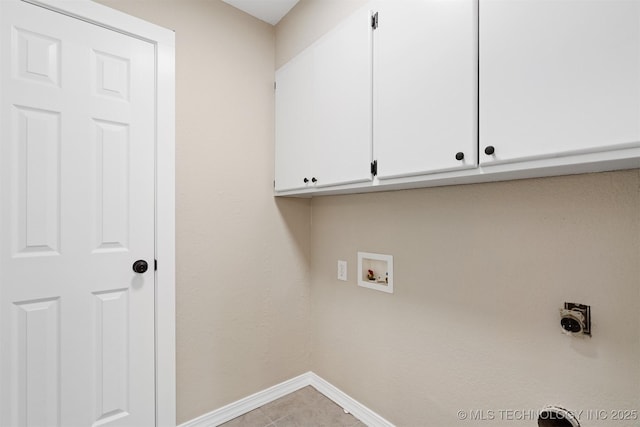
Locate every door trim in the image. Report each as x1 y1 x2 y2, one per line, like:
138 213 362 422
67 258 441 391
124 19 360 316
16 1 177 425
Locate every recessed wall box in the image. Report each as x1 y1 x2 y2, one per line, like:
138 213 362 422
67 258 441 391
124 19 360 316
357 252 393 294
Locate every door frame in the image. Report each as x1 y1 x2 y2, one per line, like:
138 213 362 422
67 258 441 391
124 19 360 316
13 1 176 425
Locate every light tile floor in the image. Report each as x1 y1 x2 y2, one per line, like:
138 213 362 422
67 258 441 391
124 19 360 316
219 386 365 427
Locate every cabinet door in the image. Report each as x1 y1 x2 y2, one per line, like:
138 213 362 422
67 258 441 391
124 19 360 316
480 0 640 165
373 0 478 180
275 49 314 192
312 8 373 188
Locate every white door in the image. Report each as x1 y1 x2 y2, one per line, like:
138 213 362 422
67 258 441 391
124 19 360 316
480 0 640 165
311 7 372 188
0 1 156 426
274 48 314 192
373 0 478 180
275 7 373 193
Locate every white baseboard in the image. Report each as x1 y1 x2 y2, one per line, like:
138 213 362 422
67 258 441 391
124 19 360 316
307 372 394 427
178 371 394 427
178 372 312 427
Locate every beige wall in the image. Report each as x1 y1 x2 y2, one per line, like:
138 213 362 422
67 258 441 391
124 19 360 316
94 1 311 423
278 2 640 426
309 172 640 426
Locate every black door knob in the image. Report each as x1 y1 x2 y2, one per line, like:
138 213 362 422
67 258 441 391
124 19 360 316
303 178 309 183
132 260 148 274
455 152 464 161
311 177 317 183
484 146 495 155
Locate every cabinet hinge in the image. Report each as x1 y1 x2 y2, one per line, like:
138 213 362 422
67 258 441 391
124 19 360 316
371 12 378 30
154 259 157 271
371 160 378 176
274 81 277 90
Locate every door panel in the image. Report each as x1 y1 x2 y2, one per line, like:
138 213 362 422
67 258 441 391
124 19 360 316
94 119 130 252
93 288 129 424
373 0 478 179
275 7 373 192
480 0 640 164
312 8 372 188
12 105 61 256
274 48 314 192
1 1 156 426
13 27 61 87
13 297 61 427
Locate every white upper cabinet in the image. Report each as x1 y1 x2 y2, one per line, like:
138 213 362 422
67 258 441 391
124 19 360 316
373 0 478 180
274 8 373 192
276 0 640 197
480 0 640 165
275 48 314 192
312 8 373 188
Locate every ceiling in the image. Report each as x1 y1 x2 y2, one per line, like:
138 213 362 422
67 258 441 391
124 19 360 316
222 0 300 25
